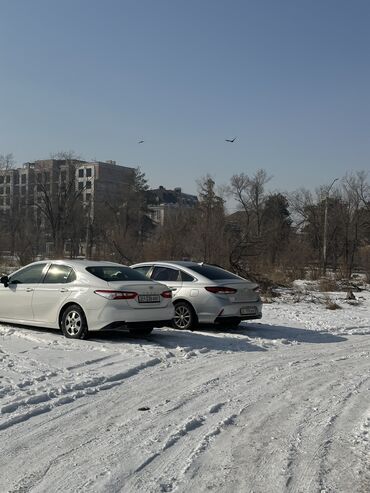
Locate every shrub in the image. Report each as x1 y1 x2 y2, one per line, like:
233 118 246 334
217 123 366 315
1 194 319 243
319 278 338 292
324 296 341 310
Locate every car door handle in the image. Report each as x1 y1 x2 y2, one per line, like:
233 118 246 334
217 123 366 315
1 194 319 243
60 288 69 293
26 288 34 292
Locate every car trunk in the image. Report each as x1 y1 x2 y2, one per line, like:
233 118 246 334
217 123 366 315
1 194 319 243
218 280 259 302
106 281 170 308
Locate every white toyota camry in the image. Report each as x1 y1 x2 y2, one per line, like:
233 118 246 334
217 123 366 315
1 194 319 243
0 260 174 339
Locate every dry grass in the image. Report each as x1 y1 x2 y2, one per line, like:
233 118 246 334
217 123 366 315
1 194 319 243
324 296 342 310
319 278 338 292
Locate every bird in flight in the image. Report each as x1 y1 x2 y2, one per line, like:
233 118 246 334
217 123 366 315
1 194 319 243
138 140 144 144
225 137 236 143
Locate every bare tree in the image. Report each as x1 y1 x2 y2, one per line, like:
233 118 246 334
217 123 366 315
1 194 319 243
195 175 227 264
227 169 272 277
34 151 86 257
0 153 15 170
229 169 271 237
145 208 196 260
94 167 151 263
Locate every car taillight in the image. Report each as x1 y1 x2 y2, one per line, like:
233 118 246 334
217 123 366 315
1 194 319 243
205 286 237 294
253 286 260 293
94 290 138 300
161 290 172 299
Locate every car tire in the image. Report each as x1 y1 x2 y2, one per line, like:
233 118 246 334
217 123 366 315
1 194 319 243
173 301 197 330
129 326 154 337
61 304 89 339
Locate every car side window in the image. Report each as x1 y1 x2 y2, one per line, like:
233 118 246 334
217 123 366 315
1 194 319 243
133 266 152 278
180 271 195 282
151 267 180 282
10 263 47 284
43 264 76 284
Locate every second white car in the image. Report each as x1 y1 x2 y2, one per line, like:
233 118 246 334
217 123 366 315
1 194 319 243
131 261 262 330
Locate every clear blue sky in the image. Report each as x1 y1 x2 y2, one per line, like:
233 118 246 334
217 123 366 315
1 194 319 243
1 0 369 196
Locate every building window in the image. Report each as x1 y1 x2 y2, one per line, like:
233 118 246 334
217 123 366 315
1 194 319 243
86 168 92 177
14 175 19 184
6 176 10 183
0 176 3 184
78 169 84 178
21 174 27 184
85 193 91 202
61 171 66 181
86 181 92 189
78 182 84 190
6 187 10 194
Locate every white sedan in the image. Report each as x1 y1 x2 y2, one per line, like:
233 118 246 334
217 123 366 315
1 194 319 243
0 260 174 339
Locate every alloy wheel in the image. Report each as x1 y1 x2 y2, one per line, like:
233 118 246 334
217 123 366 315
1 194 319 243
174 303 193 330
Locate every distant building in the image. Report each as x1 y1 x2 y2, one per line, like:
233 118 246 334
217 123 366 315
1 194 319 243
0 158 134 214
147 185 198 225
0 159 135 256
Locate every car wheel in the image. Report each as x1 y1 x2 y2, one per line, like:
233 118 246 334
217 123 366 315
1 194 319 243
61 304 88 339
129 326 153 337
173 301 197 330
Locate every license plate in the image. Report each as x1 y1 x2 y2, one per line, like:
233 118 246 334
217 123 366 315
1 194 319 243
138 294 160 303
240 307 257 315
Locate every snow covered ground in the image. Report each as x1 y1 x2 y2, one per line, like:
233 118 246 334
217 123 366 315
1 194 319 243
0 289 369 492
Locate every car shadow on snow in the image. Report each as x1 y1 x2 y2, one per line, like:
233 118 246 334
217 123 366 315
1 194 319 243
2 322 346 352
213 322 347 344
1 323 265 353
92 328 268 353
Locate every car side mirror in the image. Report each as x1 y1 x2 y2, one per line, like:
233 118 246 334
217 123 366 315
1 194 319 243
0 275 9 287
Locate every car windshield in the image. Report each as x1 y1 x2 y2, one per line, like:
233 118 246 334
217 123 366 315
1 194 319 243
86 266 149 282
189 264 241 280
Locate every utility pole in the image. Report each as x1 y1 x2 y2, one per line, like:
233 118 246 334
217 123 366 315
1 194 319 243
323 178 338 274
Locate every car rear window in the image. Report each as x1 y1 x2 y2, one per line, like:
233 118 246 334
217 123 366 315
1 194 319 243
189 264 241 280
86 266 149 282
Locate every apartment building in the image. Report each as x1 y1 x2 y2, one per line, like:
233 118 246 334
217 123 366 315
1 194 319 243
147 185 198 225
0 158 134 215
0 158 135 255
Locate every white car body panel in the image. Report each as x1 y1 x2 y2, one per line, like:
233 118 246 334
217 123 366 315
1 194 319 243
0 284 34 321
32 284 73 324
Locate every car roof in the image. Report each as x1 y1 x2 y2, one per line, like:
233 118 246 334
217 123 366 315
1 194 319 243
135 260 203 267
25 259 126 268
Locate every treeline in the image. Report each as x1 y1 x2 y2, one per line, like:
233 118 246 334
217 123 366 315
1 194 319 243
1 152 370 282
145 170 370 282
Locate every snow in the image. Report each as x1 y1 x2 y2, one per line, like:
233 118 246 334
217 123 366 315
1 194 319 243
1 289 370 492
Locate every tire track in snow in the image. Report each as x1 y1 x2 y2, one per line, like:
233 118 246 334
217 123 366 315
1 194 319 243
126 402 242 493
283 357 370 493
0 358 161 431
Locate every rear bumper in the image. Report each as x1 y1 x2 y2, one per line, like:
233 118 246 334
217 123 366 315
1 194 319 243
197 300 262 324
85 305 174 331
